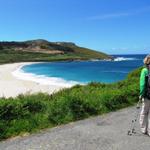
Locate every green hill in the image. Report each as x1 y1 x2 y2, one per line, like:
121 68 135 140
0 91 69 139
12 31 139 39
0 39 112 63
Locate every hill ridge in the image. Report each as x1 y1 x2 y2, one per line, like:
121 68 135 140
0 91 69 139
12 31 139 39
0 39 113 63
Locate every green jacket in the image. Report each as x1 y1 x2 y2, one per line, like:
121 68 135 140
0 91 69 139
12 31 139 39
140 67 148 97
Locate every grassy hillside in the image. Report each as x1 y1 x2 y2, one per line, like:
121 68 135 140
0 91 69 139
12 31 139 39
0 40 112 64
0 50 86 64
0 67 141 140
71 46 110 59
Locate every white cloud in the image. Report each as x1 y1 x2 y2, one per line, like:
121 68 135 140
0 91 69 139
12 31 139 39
111 47 129 51
143 46 150 51
88 13 130 20
87 6 150 20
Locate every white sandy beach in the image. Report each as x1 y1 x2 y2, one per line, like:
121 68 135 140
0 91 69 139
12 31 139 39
0 62 67 98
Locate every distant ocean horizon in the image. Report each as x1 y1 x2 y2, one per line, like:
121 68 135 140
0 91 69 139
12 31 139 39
13 54 146 87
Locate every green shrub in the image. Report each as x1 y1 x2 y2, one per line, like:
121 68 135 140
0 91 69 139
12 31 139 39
0 99 45 121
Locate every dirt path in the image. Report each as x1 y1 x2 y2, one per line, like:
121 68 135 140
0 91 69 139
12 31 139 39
0 107 150 150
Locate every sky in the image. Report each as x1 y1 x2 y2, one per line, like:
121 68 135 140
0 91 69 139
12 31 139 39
0 0 150 54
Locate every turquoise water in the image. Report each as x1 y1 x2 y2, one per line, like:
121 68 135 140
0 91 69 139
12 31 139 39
22 54 146 84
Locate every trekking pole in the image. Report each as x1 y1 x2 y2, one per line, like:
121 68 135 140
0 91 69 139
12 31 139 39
127 98 142 136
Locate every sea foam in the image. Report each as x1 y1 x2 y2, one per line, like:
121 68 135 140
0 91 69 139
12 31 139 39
12 65 81 88
114 57 136 61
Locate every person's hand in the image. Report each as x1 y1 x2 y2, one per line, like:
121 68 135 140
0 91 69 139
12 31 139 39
139 95 142 100
136 95 142 109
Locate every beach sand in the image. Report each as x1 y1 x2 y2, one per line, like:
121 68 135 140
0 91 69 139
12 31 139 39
0 62 66 98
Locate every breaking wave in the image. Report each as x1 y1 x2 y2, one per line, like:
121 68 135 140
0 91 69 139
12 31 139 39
114 57 137 61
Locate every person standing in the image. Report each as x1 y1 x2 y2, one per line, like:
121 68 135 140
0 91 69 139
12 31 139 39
139 55 150 136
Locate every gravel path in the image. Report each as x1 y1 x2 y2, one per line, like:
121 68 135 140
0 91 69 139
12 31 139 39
0 106 150 150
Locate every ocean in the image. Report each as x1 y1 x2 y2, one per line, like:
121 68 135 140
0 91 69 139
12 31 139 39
13 54 146 87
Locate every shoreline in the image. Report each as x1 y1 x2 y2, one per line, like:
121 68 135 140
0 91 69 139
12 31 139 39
0 55 139 98
0 62 69 98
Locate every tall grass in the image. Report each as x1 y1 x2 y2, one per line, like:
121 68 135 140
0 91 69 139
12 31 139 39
0 67 141 140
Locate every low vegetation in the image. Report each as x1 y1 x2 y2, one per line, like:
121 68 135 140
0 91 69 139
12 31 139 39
0 49 88 64
0 67 141 140
0 39 112 64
